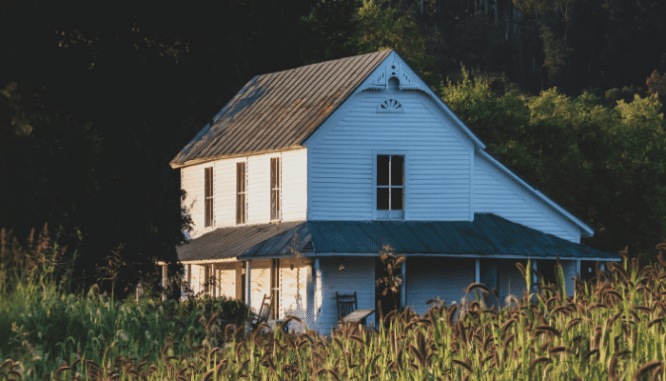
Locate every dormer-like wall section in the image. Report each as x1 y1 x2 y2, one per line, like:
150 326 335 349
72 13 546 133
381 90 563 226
306 55 475 221
181 148 307 239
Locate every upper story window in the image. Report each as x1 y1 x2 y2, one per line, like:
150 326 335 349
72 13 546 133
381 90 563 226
204 167 213 227
376 154 404 220
270 157 281 221
236 162 247 224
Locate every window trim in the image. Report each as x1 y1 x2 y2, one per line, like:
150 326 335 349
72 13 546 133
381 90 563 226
236 160 248 225
270 156 281 222
373 150 408 220
204 166 214 228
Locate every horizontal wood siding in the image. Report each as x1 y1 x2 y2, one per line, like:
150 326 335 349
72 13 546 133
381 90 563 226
250 260 271 314
180 149 308 235
313 257 375 335
406 257 475 316
213 263 237 299
474 156 580 242
308 92 472 221
560 260 577 298
281 149 307 222
215 158 236 228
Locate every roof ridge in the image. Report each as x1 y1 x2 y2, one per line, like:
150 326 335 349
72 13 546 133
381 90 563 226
252 49 393 78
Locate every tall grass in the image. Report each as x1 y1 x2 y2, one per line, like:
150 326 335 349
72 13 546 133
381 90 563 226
3 241 666 380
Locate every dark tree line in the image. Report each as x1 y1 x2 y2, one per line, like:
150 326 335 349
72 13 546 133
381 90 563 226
2 0 666 300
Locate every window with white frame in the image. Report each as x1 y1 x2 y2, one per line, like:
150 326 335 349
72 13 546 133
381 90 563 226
270 157 281 221
236 162 247 224
376 154 404 219
204 167 213 227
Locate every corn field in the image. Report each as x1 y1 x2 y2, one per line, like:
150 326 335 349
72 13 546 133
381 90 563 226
3 249 666 380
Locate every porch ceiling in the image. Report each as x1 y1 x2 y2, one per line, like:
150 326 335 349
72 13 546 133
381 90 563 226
178 214 619 262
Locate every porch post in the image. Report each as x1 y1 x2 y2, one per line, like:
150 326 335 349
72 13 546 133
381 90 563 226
475 259 480 283
531 260 538 300
575 260 581 298
245 261 252 307
161 265 167 301
314 258 322 321
211 264 216 298
400 258 406 309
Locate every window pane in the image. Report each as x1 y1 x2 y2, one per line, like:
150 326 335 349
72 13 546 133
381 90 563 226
377 188 389 210
391 156 404 186
237 162 245 193
205 168 212 198
271 189 279 220
391 187 404 210
377 155 389 186
205 198 212 227
270 158 277 189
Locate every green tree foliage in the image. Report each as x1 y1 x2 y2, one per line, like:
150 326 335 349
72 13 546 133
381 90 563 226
353 0 441 85
0 0 347 300
441 69 666 261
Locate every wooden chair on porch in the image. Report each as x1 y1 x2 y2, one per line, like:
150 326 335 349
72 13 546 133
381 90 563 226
336 291 357 324
250 294 274 331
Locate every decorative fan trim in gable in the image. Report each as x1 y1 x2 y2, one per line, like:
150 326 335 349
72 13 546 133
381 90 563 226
377 99 404 113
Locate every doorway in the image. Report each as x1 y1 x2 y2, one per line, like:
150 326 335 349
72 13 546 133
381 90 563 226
375 256 401 327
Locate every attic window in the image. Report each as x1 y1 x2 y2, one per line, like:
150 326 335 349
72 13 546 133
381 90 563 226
378 99 403 113
388 77 400 90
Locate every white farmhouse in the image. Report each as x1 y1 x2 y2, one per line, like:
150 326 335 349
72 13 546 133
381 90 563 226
165 49 619 334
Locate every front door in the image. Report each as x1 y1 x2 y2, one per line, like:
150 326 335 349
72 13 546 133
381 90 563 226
375 257 401 326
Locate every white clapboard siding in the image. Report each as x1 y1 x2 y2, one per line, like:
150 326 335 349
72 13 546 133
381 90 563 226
560 260 578 298
214 263 237 299
406 257 475 316
248 155 270 223
181 149 307 230
312 257 375 335
216 158 237 227
250 260 271 314
307 92 473 221
281 149 307 222
474 155 580 242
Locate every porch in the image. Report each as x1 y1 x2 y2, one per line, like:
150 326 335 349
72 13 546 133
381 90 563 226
162 214 620 335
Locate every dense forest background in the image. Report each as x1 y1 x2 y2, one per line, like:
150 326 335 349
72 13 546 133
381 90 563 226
2 0 666 300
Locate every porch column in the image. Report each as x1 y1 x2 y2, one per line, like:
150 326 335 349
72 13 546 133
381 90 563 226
531 260 538 300
400 258 406 309
314 258 322 321
211 264 216 298
245 261 252 307
475 259 480 283
187 264 192 300
161 265 167 301
575 260 581 298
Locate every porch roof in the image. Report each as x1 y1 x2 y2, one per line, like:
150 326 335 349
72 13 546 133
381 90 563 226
177 214 619 262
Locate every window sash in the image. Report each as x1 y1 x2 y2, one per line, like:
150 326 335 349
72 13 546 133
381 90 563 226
236 162 246 224
270 157 280 220
377 155 404 212
204 167 213 227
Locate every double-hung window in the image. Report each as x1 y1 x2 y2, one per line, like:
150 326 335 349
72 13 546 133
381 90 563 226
236 162 247 224
270 157 281 221
376 154 405 219
204 167 213 227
